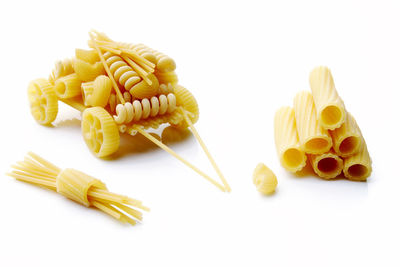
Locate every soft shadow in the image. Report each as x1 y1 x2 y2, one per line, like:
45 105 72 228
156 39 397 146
161 126 192 145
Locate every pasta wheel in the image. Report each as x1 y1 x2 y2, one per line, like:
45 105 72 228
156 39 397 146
155 71 178 86
309 150 343 179
81 107 120 157
49 58 74 84
28 78 58 125
253 163 277 195
309 66 346 130
274 107 307 172
113 93 177 124
103 51 159 99
330 112 362 157
81 75 112 107
343 138 372 181
7 152 148 226
54 73 82 99
171 85 199 129
293 91 332 154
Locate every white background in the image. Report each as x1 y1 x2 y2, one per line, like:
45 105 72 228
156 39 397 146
0 0 399 266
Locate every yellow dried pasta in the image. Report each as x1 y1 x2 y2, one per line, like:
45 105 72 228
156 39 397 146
49 58 74 84
309 150 343 179
130 43 176 73
293 91 332 154
274 107 307 172
309 66 346 130
343 138 372 181
7 152 148 226
330 112 362 157
81 75 112 107
253 163 278 195
27 78 58 125
54 73 82 99
155 71 178 86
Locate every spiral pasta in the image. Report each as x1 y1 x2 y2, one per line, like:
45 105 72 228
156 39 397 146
103 51 159 99
113 93 177 124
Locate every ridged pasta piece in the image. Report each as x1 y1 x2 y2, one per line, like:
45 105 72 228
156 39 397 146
103 51 159 99
7 152 148 226
81 107 120 157
293 91 332 154
27 78 58 125
155 71 178 86
54 73 82 99
253 163 278 195
274 107 307 172
171 85 199 129
158 83 175 95
81 75 112 107
113 94 177 124
49 58 74 84
116 42 157 64
343 138 372 181
309 150 343 179
330 112 362 157
73 59 105 82
125 43 176 73
75 48 99 64
309 66 346 130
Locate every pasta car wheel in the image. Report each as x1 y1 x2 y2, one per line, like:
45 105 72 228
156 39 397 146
172 85 199 129
28 78 58 125
82 107 120 157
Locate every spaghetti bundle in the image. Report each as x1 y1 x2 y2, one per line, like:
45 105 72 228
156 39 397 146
273 66 372 181
7 152 149 225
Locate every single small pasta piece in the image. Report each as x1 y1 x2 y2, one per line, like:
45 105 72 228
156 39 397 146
253 163 277 195
343 138 372 181
309 150 343 179
309 66 346 130
274 107 307 172
81 75 112 107
293 91 332 154
49 58 74 84
27 78 58 125
54 73 82 99
75 48 100 64
330 112 362 157
74 59 105 82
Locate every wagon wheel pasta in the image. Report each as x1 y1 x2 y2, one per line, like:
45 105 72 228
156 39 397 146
28 78 58 125
82 107 120 157
7 152 148 226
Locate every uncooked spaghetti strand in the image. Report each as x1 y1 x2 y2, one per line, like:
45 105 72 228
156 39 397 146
28 152 62 173
181 109 231 192
6 172 57 189
11 164 57 180
91 200 122 220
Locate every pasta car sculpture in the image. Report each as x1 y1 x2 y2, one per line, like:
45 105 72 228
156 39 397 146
28 30 230 192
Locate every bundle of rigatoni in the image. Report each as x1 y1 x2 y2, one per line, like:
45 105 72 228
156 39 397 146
274 66 372 181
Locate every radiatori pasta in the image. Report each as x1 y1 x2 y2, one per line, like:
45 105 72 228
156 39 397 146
274 107 307 172
309 66 346 130
293 91 332 154
343 138 372 181
309 150 343 179
330 112 362 157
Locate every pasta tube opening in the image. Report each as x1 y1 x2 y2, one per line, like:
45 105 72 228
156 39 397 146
282 148 306 170
310 152 343 179
338 136 360 156
304 137 331 153
321 105 343 127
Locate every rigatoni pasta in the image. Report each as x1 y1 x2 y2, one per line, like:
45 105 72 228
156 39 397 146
309 150 343 179
309 66 346 130
343 138 372 181
330 112 362 157
54 73 82 99
274 107 307 172
293 91 332 154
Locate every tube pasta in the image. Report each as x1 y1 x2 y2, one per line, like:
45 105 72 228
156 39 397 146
49 58 74 84
330 112 362 157
54 73 82 99
274 107 307 172
343 138 372 181
103 51 159 99
309 66 346 130
7 152 148 226
309 150 343 179
293 91 332 154
113 93 177 124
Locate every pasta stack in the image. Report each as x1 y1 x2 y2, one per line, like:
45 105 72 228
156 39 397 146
274 66 372 181
7 152 149 225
